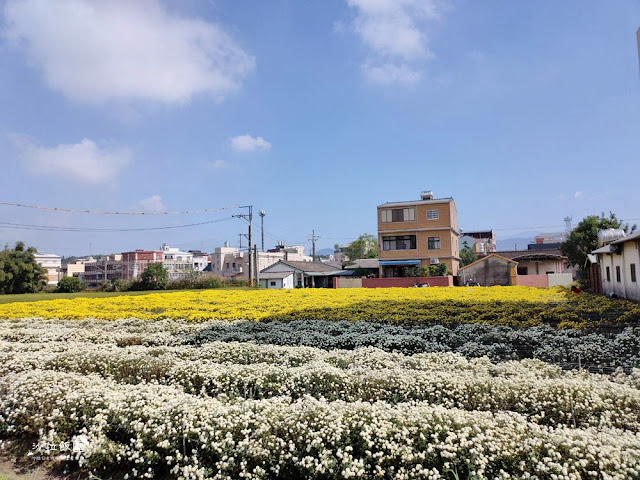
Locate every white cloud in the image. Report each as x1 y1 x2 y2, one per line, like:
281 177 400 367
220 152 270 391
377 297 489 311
3 0 255 105
230 134 272 152
136 195 165 213
11 134 131 184
574 191 585 199
345 0 441 85
362 63 422 85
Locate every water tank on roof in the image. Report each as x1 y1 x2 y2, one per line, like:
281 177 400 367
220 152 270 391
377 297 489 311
421 190 434 200
598 229 626 247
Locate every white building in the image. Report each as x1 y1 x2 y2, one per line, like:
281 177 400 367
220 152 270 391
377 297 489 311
212 242 312 280
161 244 194 280
34 253 62 286
593 230 640 302
190 251 210 272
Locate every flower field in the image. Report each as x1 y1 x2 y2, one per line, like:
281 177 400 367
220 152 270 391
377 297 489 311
1 288 640 479
0 286 638 328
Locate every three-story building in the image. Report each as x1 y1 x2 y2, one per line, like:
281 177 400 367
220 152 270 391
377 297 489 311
377 191 460 277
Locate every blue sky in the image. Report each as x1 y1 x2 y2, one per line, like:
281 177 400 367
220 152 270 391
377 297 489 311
0 0 639 256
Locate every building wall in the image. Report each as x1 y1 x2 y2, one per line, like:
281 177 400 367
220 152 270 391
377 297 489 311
516 275 548 287
361 276 453 288
600 240 640 302
334 278 363 288
458 256 514 287
516 260 564 275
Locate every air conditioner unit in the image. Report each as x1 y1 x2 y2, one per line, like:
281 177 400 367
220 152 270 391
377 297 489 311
430 258 440 265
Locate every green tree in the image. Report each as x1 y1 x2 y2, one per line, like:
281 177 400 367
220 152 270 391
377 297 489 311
344 234 379 261
562 212 636 275
460 241 477 267
57 276 85 293
0 241 48 294
140 263 168 290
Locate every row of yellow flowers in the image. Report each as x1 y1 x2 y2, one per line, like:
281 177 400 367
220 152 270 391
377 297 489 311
0 286 638 327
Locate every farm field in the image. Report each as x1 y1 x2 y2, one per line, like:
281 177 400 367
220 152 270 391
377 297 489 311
0 287 639 479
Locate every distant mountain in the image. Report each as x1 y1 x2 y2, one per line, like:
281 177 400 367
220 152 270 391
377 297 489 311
496 236 535 251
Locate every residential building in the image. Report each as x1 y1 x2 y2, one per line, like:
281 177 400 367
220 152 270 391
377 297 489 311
259 271 295 289
458 254 517 287
63 257 94 278
82 255 123 288
260 260 342 288
459 230 496 255
459 251 572 288
343 258 379 277
527 232 566 251
161 244 194 280
377 191 460 277
189 250 210 272
34 253 62 286
121 250 164 281
592 230 640 302
212 242 312 280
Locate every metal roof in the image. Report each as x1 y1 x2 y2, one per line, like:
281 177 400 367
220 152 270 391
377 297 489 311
611 230 640 244
379 260 421 266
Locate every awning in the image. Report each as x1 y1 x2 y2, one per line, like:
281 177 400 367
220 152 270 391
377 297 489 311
379 260 421 266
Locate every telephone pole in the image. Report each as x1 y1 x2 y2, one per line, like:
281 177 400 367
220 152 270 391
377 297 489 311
310 230 320 261
259 210 266 252
233 206 253 286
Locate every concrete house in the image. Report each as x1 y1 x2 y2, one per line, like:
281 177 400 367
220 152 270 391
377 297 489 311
377 191 460 278
592 230 640 302
458 254 517 286
260 260 342 288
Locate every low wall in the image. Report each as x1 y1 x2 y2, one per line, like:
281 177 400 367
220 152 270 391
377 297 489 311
516 275 548 287
361 276 453 288
333 277 363 288
548 273 573 287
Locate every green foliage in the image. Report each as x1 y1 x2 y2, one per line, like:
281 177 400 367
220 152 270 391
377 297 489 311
140 263 169 290
57 276 85 293
460 241 477 267
562 212 635 275
343 234 379 261
428 262 449 277
0 241 48 294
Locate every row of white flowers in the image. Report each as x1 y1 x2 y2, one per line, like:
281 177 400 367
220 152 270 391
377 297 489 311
2 338 639 431
1 318 638 371
1 369 640 480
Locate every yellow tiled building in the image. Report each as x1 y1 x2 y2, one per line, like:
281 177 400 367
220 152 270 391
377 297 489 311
377 191 460 277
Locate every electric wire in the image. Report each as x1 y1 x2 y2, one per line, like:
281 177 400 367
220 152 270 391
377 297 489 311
0 217 233 233
0 201 241 215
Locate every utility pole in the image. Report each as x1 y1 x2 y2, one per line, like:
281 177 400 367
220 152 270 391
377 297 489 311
259 210 266 252
310 230 320 261
254 244 259 286
233 206 253 286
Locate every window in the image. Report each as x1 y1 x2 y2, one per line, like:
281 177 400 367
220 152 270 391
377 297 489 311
426 209 439 220
232 262 236 268
382 235 417 251
427 237 441 250
517 266 528 275
606 266 610 282
616 266 621 282
226 263 230 269
381 208 415 223
270 281 276 286
631 264 637 283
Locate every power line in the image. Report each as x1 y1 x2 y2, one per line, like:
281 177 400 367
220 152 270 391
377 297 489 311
0 217 233 232
0 201 240 215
